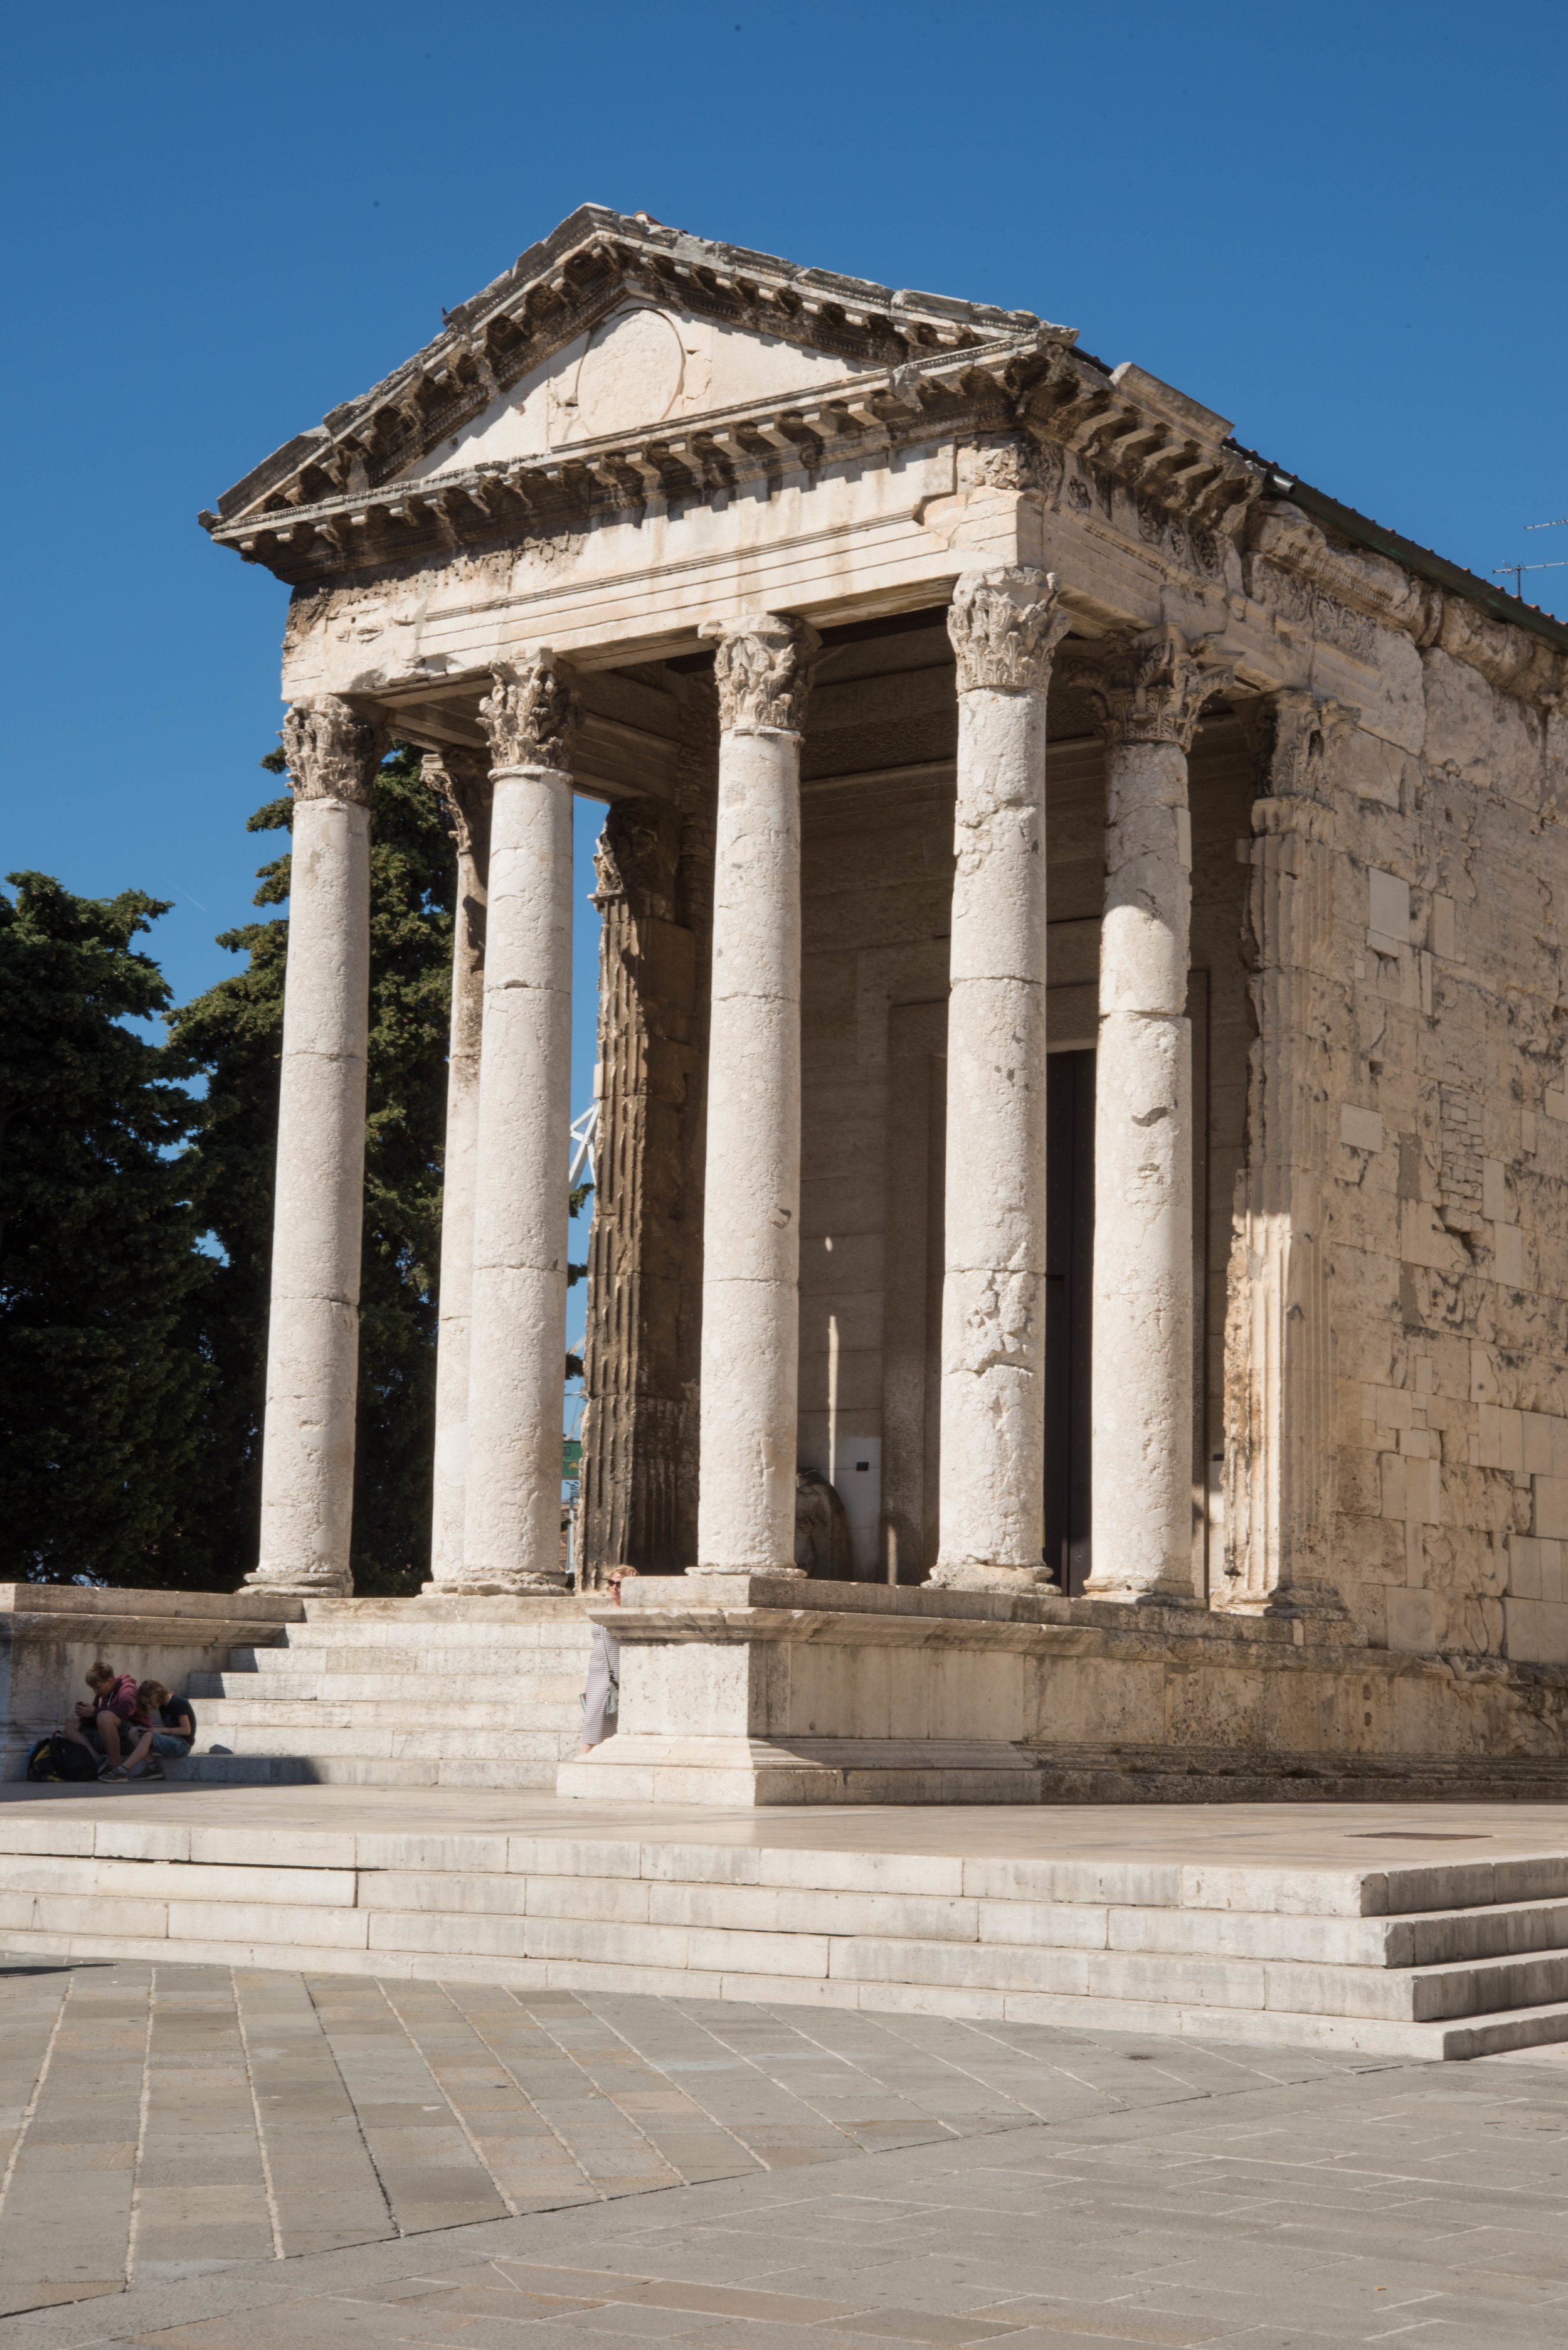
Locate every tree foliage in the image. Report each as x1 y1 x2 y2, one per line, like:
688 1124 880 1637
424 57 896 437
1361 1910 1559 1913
0 875 208 1580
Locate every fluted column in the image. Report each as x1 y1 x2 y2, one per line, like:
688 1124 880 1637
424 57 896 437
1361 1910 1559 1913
423 747 493 1589
692 614 818 1576
248 696 380 1595
930 568 1070 1593
1222 691 1348 1618
458 655 580 1595
1075 629 1230 1603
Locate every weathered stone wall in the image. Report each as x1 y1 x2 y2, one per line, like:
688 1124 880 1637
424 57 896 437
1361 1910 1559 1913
1317 630 1568 1664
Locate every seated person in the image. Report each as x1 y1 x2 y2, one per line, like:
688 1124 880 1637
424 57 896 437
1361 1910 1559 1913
115 1683 196 1780
60 1661 139 1772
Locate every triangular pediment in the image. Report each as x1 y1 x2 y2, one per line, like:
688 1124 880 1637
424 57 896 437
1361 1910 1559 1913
209 205 1063 528
393 294 876 484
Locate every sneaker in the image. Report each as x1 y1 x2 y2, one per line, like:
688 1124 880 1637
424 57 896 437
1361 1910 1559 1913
100 1763 128 1780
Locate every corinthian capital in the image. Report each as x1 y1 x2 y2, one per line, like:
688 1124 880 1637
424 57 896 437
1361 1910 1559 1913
1067 626 1234 751
421 745 492 859
947 567 1069 694
700 612 820 733
1237 688 1353 802
479 652 581 772
280 696 383 806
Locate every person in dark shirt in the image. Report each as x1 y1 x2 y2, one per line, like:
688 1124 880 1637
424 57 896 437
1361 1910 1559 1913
112 1683 197 1781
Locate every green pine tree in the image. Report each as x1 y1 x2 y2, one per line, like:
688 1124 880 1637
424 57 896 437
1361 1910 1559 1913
0 874 209 1582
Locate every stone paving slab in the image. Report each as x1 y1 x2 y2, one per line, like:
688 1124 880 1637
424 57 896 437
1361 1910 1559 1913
0 2018 1562 2350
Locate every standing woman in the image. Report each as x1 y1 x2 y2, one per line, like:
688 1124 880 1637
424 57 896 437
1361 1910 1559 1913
578 1566 637 1753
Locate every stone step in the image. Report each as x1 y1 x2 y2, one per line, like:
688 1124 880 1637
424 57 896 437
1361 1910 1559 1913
300 1597 600 1623
188 1671 585 1703
192 1700 582 1732
187 1723 575 1757
0 1892 1562 2061
3 1844 1565 2025
229 1632 593 1667
167 1755 564 1787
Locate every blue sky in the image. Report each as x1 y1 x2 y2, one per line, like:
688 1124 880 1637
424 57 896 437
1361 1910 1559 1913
4 0 1565 1124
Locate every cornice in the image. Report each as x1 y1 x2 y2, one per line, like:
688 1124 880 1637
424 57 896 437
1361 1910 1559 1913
204 332 1062 583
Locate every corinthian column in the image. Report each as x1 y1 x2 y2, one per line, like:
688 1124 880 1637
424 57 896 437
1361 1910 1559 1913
422 747 492 1589
248 696 380 1595
1074 629 1230 1603
458 654 580 1594
930 568 1070 1593
692 614 818 1576
1221 691 1348 1618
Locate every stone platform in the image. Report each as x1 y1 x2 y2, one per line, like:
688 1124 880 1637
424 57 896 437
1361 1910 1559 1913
557 1574 1568 1805
3 1785 1568 2061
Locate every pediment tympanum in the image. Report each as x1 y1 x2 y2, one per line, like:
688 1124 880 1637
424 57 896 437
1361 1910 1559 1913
393 296 869 484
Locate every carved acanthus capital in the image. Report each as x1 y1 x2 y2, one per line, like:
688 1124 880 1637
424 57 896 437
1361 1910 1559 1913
280 696 383 806
700 612 820 733
479 652 581 772
1066 626 1233 750
420 745 492 859
947 567 1069 694
1237 687 1353 802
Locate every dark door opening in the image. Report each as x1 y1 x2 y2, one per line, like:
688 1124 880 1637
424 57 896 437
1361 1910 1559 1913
1044 1048 1094 1595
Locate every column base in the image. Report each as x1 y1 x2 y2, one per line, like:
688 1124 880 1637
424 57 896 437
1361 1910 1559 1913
928 1560 1057 1594
686 1563 807 1582
1216 1580 1353 1628
240 1568 352 1598
1079 1580 1205 1608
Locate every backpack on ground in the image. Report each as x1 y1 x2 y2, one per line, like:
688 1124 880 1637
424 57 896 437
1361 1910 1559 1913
26 1736 99 1784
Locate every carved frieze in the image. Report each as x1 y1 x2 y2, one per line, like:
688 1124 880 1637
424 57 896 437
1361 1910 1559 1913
1064 625 1233 750
280 695 383 805
947 566 1069 694
479 652 581 771
700 612 820 732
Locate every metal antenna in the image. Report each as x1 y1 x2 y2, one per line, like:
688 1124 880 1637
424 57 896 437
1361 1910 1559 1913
1495 517 1568 601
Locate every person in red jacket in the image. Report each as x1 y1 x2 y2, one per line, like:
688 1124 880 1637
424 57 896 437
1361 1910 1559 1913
60 1661 138 1773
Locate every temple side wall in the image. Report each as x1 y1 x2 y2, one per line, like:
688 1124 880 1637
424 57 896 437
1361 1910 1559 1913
1318 637 1568 1666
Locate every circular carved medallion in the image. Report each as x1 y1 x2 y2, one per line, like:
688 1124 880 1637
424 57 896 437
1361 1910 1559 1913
570 307 685 440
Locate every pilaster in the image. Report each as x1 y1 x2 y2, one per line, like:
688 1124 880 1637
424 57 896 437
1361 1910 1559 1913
1221 691 1350 1620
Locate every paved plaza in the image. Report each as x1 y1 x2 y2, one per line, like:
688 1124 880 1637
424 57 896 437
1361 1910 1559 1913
0 1947 1565 2349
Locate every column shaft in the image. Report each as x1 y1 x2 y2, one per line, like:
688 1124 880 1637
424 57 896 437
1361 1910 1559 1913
1074 629 1231 1603
1089 737 1195 1597
423 750 492 1588
248 698 379 1595
931 568 1067 1592
694 616 817 1575
459 657 579 1595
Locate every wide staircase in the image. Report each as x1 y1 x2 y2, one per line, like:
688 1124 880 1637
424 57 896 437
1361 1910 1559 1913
173 1597 596 1788
1 1807 1567 2058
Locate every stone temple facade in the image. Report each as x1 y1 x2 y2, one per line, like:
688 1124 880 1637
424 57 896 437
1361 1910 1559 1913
198 205 1568 1802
